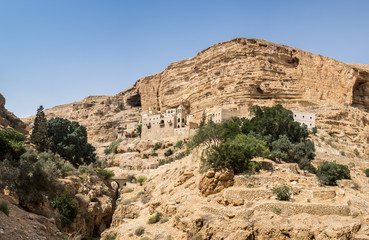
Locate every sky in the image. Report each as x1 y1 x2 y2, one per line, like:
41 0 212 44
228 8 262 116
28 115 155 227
1 0 369 118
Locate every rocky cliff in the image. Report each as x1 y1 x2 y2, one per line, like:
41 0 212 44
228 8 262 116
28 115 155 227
0 93 27 134
23 38 369 149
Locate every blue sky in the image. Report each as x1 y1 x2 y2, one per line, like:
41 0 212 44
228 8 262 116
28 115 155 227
1 0 369 118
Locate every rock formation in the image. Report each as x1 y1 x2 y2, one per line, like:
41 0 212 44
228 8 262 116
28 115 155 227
23 38 369 150
0 93 27 134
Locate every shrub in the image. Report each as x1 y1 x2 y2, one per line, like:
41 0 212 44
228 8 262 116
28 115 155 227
51 190 78 227
364 168 369 177
135 226 145 236
312 127 317 135
174 140 183 149
153 143 162 151
273 185 292 201
78 164 95 176
136 124 142 137
340 151 345 156
106 233 117 240
97 168 115 180
164 148 173 157
104 138 123 155
118 101 125 109
0 201 9 216
0 128 26 161
316 161 350 186
354 148 360 157
137 176 147 186
148 212 163 224
205 134 269 173
31 105 49 152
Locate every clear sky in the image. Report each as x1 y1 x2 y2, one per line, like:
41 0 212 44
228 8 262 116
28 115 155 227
1 0 369 118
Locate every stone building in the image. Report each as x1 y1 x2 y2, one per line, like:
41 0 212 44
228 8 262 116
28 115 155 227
206 108 235 123
141 105 198 141
292 111 316 129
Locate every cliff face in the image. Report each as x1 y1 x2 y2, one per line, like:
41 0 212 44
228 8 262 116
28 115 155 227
0 93 27 134
134 38 369 117
23 38 369 148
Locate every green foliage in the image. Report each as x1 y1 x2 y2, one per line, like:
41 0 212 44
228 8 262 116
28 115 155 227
78 164 95 176
51 190 78 227
174 140 183 149
0 201 9 216
164 148 173 157
104 138 123 155
118 101 125 109
316 161 351 186
48 117 96 165
30 105 49 152
97 168 115 180
364 168 369 177
106 233 117 240
148 212 163 224
199 111 206 128
136 124 142 137
273 185 292 201
272 206 282 215
0 128 26 161
153 142 162 151
340 151 345 156
0 150 60 207
137 176 147 186
135 226 145 236
354 148 360 157
312 127 317 135
242 104 309 144
205 134 270 173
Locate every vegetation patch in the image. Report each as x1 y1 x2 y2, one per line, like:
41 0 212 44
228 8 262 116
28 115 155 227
316 161 350 186
0 201 9 216
97 168 115 180
148 211 163 224
135 226 145 236
104 138 123 155
273 185 292 201
51 190 78 227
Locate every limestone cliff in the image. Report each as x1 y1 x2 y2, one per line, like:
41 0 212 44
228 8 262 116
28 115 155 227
23 38 369 148
0 93 27 134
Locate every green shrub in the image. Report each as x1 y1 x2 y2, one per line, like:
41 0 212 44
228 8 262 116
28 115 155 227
135 226 145 236
0 128 26 161
137 176 147 186
106 233 117 240
153 143 162 151
164 148 173 157
354 148 360 157
364 168 369 177
118 101 125 109
51 190 78 227
205 134 269 173
316 161 350 186
0 201 9 216
174 140 183 149
97 168 115 180
78 164 95 176
136 124 142 137
148 212 163 224
104 138 123 155
312 127 317 135
340 151 345 156
273 185 292 201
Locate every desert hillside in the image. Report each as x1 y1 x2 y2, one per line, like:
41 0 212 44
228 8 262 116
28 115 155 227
15 38 369 240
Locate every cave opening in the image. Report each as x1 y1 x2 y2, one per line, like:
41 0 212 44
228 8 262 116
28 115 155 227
352 70 369 109
126 92 141 107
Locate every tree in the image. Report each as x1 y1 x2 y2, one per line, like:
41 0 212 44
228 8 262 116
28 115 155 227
199 111 206 127
48 117 96 166
31 105 49 152
205 134 270 173
316 161 350 186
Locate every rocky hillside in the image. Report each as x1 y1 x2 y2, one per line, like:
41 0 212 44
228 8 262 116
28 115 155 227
23 38 369 152
0 93 27 134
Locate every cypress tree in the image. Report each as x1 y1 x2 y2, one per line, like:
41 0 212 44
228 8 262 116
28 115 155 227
31 105 49 152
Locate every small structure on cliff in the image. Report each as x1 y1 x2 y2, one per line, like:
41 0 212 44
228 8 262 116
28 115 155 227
292 111 316 129
141 105 198 141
